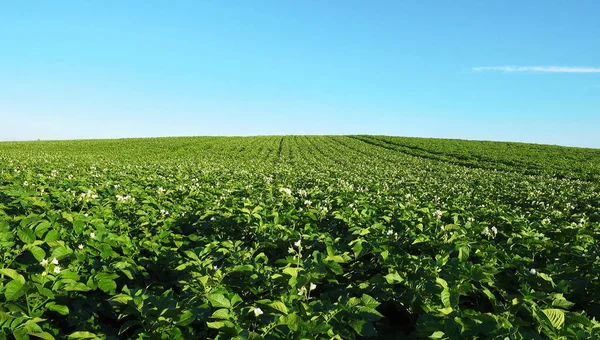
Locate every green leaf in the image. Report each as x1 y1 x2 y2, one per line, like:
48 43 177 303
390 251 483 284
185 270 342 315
542 308 565 329
72 219 85 235
62 213 73 223
436 277 448 289
110 293 133 304
176 310 195 326
100 244 113 258
174 263 190 271
552 297 575 310
60 271 80 281
17 229 36 244
23 317 44 333
325 260 343 274
384 272 403 284
98 279 117 293
348 297 361 307
352 241 363 258
44 230 59 242
206 321 225 329
5 279 27 301
230 294 243 307
207 321 234 329
0 268 26 283
34 221 51 238
207 293 231 308
537 272 555 287
64 282 91 292
412 235 429 244
441 288 451 308
210 308 230 320
231 264 253 272
360 294 380 309
95 272 119 280
438 307 453 315
358 306 384 320
67 331 99 339
482 287 496 303
282 267 301 278
458 245 470 262
46 302 69 315
118 320 141 335
269 301 288 315
50 246 69 260
326 255 346 263
30 332 55 340
278 313 301 331
348 319 377 337
36 285 55 299
429 331 446 339
29 246 46 262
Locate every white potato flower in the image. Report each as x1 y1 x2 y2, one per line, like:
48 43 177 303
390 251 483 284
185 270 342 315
279 187 292 195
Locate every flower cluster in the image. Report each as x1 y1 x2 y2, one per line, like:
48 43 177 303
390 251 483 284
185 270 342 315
482 226 498 238
279 187 292 195
298 283 317 297
433 209 443 219
115 194 135 203
80 189 98 200
40 257 61 274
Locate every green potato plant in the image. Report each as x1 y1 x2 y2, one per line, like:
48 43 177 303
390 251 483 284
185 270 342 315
0 136 599 339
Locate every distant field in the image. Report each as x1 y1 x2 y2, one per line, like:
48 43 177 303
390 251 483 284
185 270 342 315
1 136 599 339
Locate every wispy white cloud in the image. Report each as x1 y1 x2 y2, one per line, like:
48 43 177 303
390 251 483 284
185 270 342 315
473 66 600 73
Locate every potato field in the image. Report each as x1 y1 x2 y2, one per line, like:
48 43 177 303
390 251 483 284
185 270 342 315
1 136 599 339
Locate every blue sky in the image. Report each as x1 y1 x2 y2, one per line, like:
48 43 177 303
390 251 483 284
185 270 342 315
1 1 599 147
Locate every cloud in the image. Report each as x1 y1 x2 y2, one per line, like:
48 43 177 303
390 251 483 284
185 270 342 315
473 66 600 73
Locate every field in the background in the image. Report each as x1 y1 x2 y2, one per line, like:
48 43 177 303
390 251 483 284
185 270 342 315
1 136 599 339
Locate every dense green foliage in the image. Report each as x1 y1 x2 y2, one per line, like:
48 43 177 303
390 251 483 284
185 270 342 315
0 136 599 339
354 136 600 181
